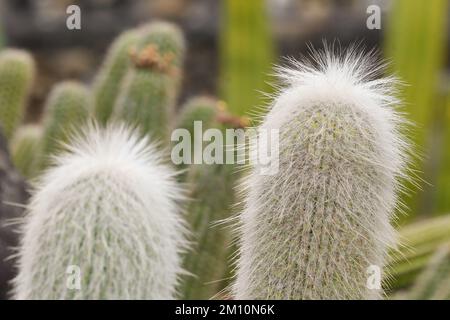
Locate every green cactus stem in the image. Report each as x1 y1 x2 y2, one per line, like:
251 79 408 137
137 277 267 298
232 48 410 299
176 97 247 299
11 124 44 179
0 49 35 139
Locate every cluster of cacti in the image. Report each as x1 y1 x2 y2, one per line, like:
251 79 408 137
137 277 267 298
0 49 35 139
10 81 90 178
0 24 4 49
231 49 410 299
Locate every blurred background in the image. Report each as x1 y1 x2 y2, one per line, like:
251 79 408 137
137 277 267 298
0 0 450 298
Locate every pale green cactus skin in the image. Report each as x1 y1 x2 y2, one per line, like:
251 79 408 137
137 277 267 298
40 81 90 168
11 124 44 178
113 22 185 142
0 49 35 139
93 29 139 124
12 124 188 299
232 49 410 300
406 244 450 300
177 97 244 299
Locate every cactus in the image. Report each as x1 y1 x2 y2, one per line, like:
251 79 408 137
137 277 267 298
0 49 35 139
13 124 188 299
406 244 450 299
93 29 139 124
435 95 450 214
40 81 90 168
11 124 44 178
385 0 448 222
173 97 226 175
232 48 410 300
387 215 450 290
220 0 275 116
0 23 4 48
177 97 246 299
113 22 185 142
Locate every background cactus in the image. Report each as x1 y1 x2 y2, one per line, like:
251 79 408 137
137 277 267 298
39 81 90 169
177 97 245 299
11 124 43 179
387 215 450 290
113 22 185 142
435 94 450 215
405 243 450 299
13 124 187 299
232 49 410 299
0 49 35 139
92 29 139 124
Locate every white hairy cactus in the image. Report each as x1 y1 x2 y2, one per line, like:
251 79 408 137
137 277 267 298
13 123 187 299
233 46 410 300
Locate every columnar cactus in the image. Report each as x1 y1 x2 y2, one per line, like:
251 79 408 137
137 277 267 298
113 22 185 142
177 97 246 299
11 124 44 178
0 49 35 139
13 124 188 299
93 29 139 124
40 81 90 168
407 244 450 300
232 48 410 300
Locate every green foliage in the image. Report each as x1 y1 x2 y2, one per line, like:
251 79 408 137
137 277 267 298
220 0 275 116
113 22 185 142
11 124 43 179
40 81 90 167
385 0 448 222
93 29 139 124
0 49 35 139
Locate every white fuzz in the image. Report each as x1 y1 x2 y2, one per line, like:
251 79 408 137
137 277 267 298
233 46 410 300
12 123 187 299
